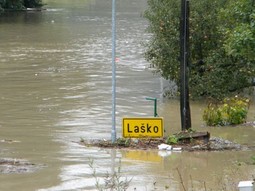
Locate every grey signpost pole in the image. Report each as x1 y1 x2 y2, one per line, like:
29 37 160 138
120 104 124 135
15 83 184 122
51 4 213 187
111 0 117 143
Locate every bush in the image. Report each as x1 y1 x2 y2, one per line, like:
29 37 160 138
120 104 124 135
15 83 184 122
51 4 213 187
203 97 250 126
166 135 179 144
24 0 43 8
0 0 43 10
1 0 24 10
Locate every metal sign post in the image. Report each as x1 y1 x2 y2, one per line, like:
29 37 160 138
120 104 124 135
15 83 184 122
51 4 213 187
111 0 116 143
146 97 158 117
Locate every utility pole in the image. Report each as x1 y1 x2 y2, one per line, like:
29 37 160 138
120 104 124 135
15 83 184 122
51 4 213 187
180 0 191 131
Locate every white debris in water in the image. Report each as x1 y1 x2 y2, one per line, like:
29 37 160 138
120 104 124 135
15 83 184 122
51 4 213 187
172 147 182 151
158 151 172 157
238 181 254 191
158 143 172 150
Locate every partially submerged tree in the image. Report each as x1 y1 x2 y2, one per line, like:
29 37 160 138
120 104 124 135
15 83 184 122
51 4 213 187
220 0 255 88
144 0 255 100
221 0 255 62
23 0 43 8
0 0 43 10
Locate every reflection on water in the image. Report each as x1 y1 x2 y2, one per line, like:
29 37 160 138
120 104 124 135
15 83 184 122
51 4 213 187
0 0 254 190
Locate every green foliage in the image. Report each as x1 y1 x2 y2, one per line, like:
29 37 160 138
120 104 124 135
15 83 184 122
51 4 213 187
3 0 24 10
116 138 131 147
24 0 43 8
0 0 5 10
203 97 250 126
144 0 181 82
144 0 255 100
166 135 179 144
0 0 43 10
220 0 255 62
251 155 255 165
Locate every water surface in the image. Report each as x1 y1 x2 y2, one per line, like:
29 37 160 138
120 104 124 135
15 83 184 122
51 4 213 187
0 0 254 190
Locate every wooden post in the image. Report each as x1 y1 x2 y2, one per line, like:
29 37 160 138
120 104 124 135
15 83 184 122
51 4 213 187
180 0 191 131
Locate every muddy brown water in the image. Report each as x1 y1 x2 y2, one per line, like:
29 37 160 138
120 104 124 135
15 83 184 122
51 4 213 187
0 0 254 190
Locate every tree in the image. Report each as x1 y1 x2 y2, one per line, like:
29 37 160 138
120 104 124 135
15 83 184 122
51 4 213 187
220 0 255 74
1 0 24 10
144 0 255 100
0 0 43 10
23 0 43 8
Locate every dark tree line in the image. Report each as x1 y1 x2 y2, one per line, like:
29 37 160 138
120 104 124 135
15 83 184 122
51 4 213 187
0 0 43 10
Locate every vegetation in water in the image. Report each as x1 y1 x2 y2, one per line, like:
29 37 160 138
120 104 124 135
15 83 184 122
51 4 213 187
0 0 44 11
166 135 179 145
89 159 132 191
143 0 255 100
203 96 250 126
251 155 255 165
166 129 197 145
116 138 131 147
89 161 250 191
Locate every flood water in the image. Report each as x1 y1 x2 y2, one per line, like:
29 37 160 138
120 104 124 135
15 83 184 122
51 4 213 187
0 0 254 190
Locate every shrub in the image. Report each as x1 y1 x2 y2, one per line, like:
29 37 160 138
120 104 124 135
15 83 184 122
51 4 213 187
24 0 43 8
166 135 179 144
203 96 250 126
251 155 255 165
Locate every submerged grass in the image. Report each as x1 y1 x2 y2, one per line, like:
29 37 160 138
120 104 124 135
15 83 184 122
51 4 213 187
89 159 132 191
88 160 253 191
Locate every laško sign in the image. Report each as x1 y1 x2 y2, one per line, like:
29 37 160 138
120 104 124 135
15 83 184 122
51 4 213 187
122 118 164 138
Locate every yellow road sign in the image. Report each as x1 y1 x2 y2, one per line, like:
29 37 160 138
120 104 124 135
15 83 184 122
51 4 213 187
122 117 164 138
